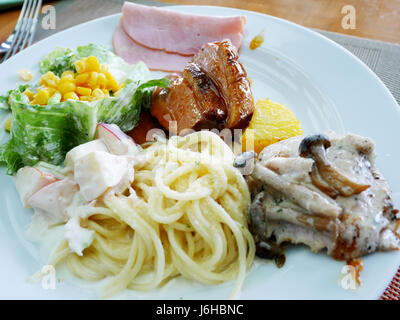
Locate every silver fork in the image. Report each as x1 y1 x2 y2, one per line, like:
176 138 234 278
1 0 43 63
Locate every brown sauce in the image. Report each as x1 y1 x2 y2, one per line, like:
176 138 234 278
347 259 363 286
249 30 264 50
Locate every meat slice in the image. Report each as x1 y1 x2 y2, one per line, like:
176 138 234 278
113 23 191 72
150 40 254 134
193 40 254 129
121 2 246 55
151 74 224 135
241 132 400 261
183 63 227 123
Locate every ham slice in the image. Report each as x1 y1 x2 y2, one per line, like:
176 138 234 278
112 23 191 72
121 2 247 56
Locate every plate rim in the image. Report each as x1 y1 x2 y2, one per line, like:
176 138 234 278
0 4 399 300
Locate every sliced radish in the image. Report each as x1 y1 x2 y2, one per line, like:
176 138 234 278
27 179 78 221
97 123 139 155
14 167 58 207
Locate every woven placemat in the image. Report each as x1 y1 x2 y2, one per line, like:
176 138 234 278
315 30 400 106
33 0 400 300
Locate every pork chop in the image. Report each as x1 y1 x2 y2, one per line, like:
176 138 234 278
150 40 254 134
193 40 254 129
239 132 400 261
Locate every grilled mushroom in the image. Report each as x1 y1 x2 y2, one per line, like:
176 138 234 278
249 192 286 267
299 134 370 197
233 151 257 175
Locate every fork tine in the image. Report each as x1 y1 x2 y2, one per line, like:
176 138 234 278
2 0 37 62
8 0 36 59
11 0 29 38
1 0 29 61
27 0 42 47
2 0 33 61
18 0 42 53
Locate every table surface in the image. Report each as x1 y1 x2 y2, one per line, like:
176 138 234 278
1 0 400 44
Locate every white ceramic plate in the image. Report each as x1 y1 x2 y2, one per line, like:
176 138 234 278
0 5 399 300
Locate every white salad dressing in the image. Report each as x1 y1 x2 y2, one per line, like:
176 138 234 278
73 151 134 201
14 167 58 207
15 124 140 256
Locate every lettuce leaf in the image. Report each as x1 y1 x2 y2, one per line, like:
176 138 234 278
0 84 30 110
39 43 150 83
0 89 97 174
0 78 169 174
97 78 169 131
39 47 77 77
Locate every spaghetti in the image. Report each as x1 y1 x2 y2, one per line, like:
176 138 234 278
47 131 255 298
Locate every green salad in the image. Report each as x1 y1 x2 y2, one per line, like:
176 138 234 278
0 44 169 174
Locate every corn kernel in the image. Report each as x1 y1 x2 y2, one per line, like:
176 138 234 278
58 81 76 95
23 89 35 101
108 80 119 92
34 87 55 100
41 71 60 88
97 73 107 88
63 92 79 101
99 64 108 73
88 72 98 88
79 95 96 102
74 60 86 74
105 72 119 92
76 86 92 96
47 78 60 88
79 96 90 101
60 73 75 82
18 69 33 81
32 89 50 105
85 56 100 72
42 71 55 80
4 118 12 132
92 88 105 100
46 87 57 96
61 70 75 78
104 71 115 81
75 72 90 86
